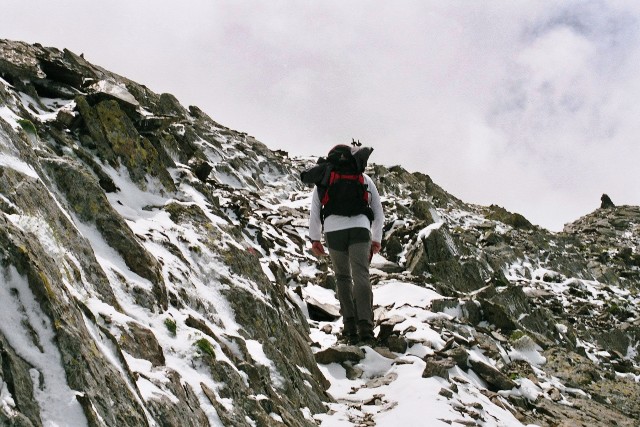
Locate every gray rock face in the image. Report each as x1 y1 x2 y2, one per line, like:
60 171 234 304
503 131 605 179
0 216 149 426
42 157 167 311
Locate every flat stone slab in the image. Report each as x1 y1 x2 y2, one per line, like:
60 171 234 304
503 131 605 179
314 345 366 365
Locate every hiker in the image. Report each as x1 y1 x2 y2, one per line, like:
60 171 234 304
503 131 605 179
301 144 384 345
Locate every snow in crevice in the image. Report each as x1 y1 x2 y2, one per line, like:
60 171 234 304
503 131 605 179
0 381 17 418
0 106 22 131
0 266 87 427
67 164 283 424
0 151 40 179
73 217 155 294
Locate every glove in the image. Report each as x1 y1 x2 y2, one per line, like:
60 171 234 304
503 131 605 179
369 241 381 262
311 240 326 257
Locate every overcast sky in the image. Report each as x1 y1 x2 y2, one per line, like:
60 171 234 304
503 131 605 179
2 1 639 231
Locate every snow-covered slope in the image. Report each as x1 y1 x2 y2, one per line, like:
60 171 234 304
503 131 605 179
298 168 640 426
0 39 638 427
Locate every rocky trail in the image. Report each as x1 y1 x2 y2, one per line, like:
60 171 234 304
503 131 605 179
303 252 640 426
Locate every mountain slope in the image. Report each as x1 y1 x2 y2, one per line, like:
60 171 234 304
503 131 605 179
0 39 638 427
0 39 327 427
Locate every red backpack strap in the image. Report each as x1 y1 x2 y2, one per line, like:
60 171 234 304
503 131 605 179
321 171 337 205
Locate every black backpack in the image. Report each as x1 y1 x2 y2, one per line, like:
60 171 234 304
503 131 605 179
301 145 374 222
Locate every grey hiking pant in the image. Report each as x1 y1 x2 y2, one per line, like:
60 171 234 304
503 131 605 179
326 228 373 337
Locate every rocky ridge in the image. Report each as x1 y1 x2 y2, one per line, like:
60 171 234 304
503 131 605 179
0 39 638 426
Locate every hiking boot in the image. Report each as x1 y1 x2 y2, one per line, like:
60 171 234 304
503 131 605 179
357 320 375 344
337 332 359 345
338 317 357 344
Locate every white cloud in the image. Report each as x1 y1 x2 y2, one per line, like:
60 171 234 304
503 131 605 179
1 0 639 230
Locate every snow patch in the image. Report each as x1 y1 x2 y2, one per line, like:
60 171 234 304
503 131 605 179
0 153 39 179
417 221 443 240
374 281 441 308
90 80 139 106
245 340 285 389
508 335 547 366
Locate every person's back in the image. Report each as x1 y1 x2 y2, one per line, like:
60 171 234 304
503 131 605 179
302 143 384 345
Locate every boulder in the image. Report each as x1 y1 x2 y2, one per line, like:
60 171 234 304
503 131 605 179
422 357 456 380
75 97 176 191
314 346 365 365
407 231 488 293
468 359 516 391
118 322 165 367
442 346 469 368
486 204 534 229
192 160 213 182
601 194 615 209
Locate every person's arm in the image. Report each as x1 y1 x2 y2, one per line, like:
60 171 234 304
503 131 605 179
309 188 326 256
309 187 322 241
366 175 384 251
